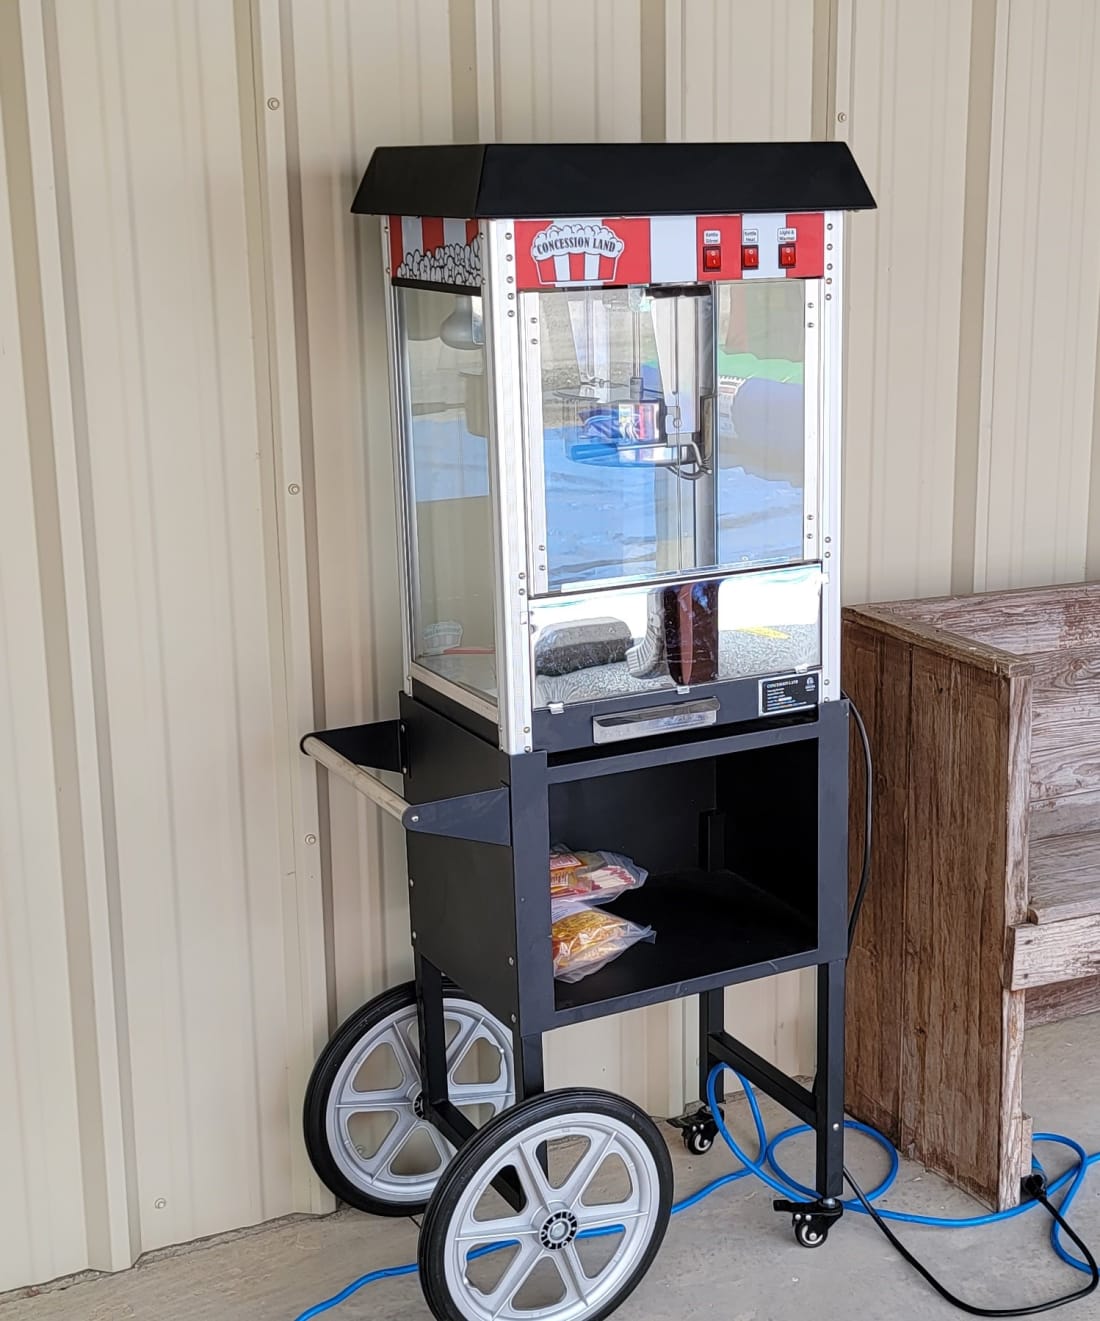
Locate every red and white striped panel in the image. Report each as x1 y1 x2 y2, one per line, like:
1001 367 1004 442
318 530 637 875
388 216 481 287
514 213 825 289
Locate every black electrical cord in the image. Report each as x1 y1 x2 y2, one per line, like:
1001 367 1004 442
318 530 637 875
844 693 873 952
841 692 1100 1315
844 1168 1099 1316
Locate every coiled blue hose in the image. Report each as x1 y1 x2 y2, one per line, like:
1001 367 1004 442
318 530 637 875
292 1064 1098 1318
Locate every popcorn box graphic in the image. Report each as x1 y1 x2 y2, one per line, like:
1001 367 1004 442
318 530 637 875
530 222 626 285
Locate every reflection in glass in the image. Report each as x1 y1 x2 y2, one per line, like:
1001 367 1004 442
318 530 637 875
530 565 822 708
716 281 807 567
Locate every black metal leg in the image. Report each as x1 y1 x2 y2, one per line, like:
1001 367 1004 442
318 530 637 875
814 959 846 1200
699 989 724 1103
515 1031 545 1101
415 953 449 1107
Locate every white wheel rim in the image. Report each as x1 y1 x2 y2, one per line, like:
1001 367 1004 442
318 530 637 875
325 997 515 1206
441 1111 663 1321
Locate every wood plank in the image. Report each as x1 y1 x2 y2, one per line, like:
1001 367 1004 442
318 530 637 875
1029 645 1100 802
1030 789 1100 839
842 619 910 1143
843 604 1026 676
1026 975 1100 1026
1027 831 1100 923
874 581 1100 654
1006 916 1100 988
899 646 1031 1209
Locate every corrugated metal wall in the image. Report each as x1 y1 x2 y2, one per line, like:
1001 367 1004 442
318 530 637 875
2 0 1098 1292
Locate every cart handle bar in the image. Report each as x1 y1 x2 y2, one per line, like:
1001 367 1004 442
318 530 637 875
302 734 409 821
301 734 512 847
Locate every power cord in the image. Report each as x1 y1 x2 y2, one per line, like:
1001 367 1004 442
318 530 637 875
845 1168 1098 1317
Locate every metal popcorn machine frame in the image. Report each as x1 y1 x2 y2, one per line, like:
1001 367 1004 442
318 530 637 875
300 141 876 1321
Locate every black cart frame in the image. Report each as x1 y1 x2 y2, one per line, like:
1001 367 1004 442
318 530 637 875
303 679 849 1206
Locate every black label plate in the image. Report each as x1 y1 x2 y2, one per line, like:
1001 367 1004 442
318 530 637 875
758 672 820 716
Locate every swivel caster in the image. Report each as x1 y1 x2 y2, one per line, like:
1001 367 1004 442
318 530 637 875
794 1219 827 1248
774 1197 843 1249
667 1102 723 1157
684 1126 716 1156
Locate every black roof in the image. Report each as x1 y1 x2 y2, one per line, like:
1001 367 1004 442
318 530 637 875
352 142 875 219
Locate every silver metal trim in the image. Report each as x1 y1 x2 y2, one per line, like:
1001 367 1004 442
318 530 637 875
819 213 844 700
519 290 551 598
380 220 416 692
592 698 720 745
303 734 409 820
483 221 535 753
802 278 823 566
410 661 499 727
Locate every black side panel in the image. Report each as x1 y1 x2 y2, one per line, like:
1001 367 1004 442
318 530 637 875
718 736 819 923
400 693 503 805
410 677 498 745
548 760 715 876
401 695 538 1030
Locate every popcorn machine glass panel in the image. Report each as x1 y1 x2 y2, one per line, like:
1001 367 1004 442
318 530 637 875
528 279 809 596
399 287 496 702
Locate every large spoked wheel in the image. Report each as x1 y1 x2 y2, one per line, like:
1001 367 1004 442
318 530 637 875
419 1089 673 1321
303 981 515 1215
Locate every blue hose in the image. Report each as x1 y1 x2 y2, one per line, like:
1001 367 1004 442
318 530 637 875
293 1065 1099 1318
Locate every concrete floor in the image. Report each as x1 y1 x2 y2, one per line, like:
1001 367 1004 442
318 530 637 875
3 1016 1098 1321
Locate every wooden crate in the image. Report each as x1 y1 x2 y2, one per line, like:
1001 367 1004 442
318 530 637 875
843 582 1100 1210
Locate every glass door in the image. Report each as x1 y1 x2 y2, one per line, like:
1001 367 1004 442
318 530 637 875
523 279 813 598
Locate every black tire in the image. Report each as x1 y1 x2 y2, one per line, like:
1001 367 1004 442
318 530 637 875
419 1088 673 1321
303 980 513 1216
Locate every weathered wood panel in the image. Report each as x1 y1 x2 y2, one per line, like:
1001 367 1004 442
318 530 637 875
1030 789 1100 840
842 603 1033 1210
1026 975 1100 1026
1028 645 1100 803
1027 832 1100 923
1007 916 1100 988
842 618 910 1142
899 645 1030 1209
881 582 1100 654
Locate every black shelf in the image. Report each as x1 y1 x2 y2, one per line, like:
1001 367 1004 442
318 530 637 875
553 869 817 1018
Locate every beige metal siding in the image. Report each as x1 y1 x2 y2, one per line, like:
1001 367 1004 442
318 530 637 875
2 0 1099 1292
0 29 90 1283
974 0 1100 591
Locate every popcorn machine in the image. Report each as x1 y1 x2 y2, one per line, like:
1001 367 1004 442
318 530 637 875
301 143 875 1321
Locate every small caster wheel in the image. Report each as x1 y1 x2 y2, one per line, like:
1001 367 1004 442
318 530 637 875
303 980 515 1215
775 1196 842 1249
794 1220 827 1248
684 1126 715 1156
419 1088 673 1321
